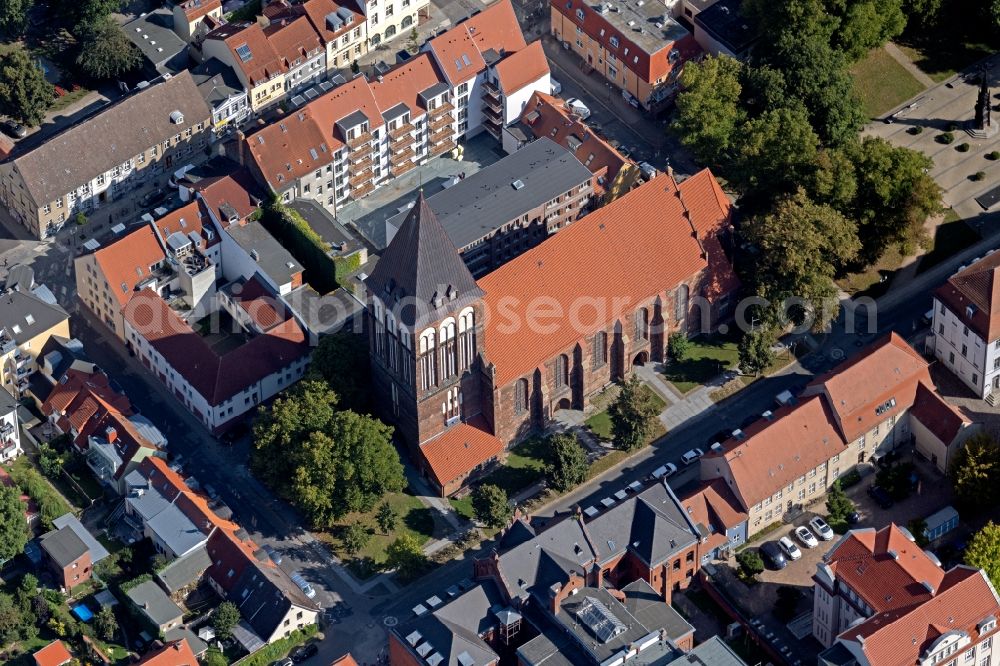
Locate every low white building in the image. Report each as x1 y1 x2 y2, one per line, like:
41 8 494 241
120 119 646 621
930 251 1000 402
0 386 20 463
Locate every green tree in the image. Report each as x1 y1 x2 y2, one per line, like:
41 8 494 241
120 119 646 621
738 326 777 377
0 0 34 36
608 375 659 452
50 0 122 30
0 46 51 126
744 188 860 328
95 606 117 641
0 592 23 644
385 534 427 581
471 484 512 528
202 650 228 666
38 444 67 479
965 521 1000 590
730 104 820 195
825 480 855 522
672 55 746 166
0 484 28 562
667 333 691 362
341 521 371 555
74 211 88 226
407 27 420 54
375 502 398 534
544 432 588 492
308 331 371 413
949 431 1000 509
832 0 907 61
908 518 929 548
737 549 764 579
212 601 241 641
75 17 142 80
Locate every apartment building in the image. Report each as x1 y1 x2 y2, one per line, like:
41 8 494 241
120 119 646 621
814 524 1000 666
299 0 368 71
172 0 223 42
200 22 289 112
550 0 700 109
700 334 975 536
190 59 252 133
364 0 427 48
930 250 1000 402
0 73 212 239
243 1 547 216
0 386 19 463
508 91 640 203
0 285 70 400
384 138 594 275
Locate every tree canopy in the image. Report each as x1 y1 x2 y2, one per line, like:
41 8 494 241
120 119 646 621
212 602 241 640
76 17 142 80
308 331 372 413
385 534 427 582
0 47 51 127
472 484 512 528
544 432 589 492
0 0 33 36
608 376 659 451
949 431 1000 509
0 484 28 562
965 521 1000 590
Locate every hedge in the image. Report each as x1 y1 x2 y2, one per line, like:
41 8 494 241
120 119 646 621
237 625 319 666
8 463 73 528
260 202 338 294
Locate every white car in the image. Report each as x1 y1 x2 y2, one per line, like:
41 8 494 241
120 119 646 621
550 78 563 95
795 526 819 549
809 516 835 541
566 98 591 120
779 536 802 561
651 462 678 480
681 448 704 465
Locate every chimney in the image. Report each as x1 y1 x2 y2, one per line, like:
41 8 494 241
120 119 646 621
105 426 117 443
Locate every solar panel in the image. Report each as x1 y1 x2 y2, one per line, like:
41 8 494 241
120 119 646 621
575 597 627 643
305 88 319 100
235 44 252 62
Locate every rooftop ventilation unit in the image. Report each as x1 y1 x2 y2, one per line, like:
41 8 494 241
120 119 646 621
511 179 525 190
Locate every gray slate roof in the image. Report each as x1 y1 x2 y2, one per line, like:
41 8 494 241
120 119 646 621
126 580 184 627
40 525 89 568
157 544 212 593
52 513 109 563
124 8 189 73
146 502 206 556
384 138 592 250
9 71 211 206
667 636 748 665
393 580 504 666
225 222 301 288
0 288 69 346
229 561 315 640
365 192 483 327
190 58 247 108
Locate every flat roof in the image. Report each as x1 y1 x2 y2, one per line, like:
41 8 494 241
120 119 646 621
694 0 757 54
588 0 690 56
385 138 593 250
226 222 301 287
124 8 189 71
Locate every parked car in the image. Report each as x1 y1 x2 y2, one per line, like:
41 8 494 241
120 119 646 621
681 448 704 465
566 98 591 119
809 516 835 541
291 643 319 663
622 89 640 108
847 510 862 525
550 78 563 95
271 659 294 666
1 120 27 139
638 162 657 180
290 573 316 599
651 462 677 480
778 536 802 561
760 541 787 570
795 526 818 549
867 484 894 509
262 544 283 565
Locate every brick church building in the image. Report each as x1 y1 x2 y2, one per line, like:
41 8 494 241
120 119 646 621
365 170 738 495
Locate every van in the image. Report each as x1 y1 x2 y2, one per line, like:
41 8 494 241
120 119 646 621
550 78 563 95
681 448 704 465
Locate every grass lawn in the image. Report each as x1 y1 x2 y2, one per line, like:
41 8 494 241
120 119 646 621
896 39 995 83
850 47 926 118
325 489 436 575
585 386 665 441
482 438 546 496
837 244 907 297
449 494 474 521
916 209 980 274
49 86 94 114
662 335 739 393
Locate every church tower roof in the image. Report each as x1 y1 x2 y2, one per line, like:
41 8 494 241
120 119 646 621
365 191 483 327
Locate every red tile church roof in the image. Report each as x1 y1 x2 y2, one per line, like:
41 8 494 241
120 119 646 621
420 416 504 489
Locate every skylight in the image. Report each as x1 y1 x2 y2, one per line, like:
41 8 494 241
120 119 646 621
235 44 253 63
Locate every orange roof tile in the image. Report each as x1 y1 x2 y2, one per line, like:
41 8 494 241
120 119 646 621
135 639 198 666
420 416 504 488
92 226 168 308
464 0 527 57
934 251 1000 341
845 567 1000 666
332 655 360 666
310 75 384 136
264 14 323 66
520 91 634 195
910 381 970 445
217 23 286 85
494 41 548 94
825 524 945 617
478 170 736 386
370 53 447 117
300 0 364 44
33 640 72 666
246 108 332 191
179 0 221 20
151 201 218 249
680 479 747 535
193 169 263 226
231 276 285 331
807 333 931 442
428 23 487 85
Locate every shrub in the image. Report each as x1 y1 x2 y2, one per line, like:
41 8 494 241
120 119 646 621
972 171 987 181
988 151 1000 160
948 122 959 131
667 332 691 361
839 469 862 488
737 549 764 580
907 126 923 135
937 132 955 144
957 142 971 152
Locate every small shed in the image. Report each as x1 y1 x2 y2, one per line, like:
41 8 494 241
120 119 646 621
924 505 959 542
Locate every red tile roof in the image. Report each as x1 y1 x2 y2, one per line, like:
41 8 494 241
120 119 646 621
231 276 285 331
934 251 1000 341
152 201 218 249
42 369 134 445
807 332 932 442
135 639 198 666
841 566 1000 666
680 479 747 536
310 74 384 137
193 169 263 227
215 22 286 86
300 0 364 44
478 170 736 386
493 40 548 94
33 640 72 666
122 289 309 406
520 91 635 197
179 0 221 20
420 416 504 489
910 381 970 445
825 524 945 617
264 14 323 66
331 655 360 666
370 53 447 117
92 226 168 308
246 108 331 191
428 0 525 85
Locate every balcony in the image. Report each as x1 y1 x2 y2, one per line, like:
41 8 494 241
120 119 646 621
483 103 503 121
429 140 456 157
482 91 502 113
349 170 374 188
428 102 454 118
349 141 374 160
349 154 375 173
482 80 501 98
346 131 373 149
351 180 376 199
392 160 418 177
482 122 501 139
389 123 414 140
391 146 416 166
428 114 453 133
430 125 454 144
